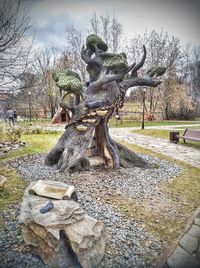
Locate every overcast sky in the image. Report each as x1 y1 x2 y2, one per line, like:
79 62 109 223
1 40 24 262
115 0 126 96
22 0 200 49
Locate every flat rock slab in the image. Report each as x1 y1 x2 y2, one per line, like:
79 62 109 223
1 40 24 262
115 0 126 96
167 246 200 268
188 224 200 238
194 218 200 226
180 233 199 255
156 208 200 268
89 156 105 166
19 181 106 268
29 179 76 200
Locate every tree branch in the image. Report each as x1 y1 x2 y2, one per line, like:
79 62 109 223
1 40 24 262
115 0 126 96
87 63 136 93
120 77 162 90
131 45 146 77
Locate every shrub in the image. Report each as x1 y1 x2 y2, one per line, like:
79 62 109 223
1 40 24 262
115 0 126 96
169 99 197 120
22 126 43 135
0 124 4 141
5 125 23 142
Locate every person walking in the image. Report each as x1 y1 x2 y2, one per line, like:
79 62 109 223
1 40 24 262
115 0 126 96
13 110 17 123
6 109 14 126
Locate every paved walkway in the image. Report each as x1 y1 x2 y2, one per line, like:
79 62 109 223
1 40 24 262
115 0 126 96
109 128 200 168
157 208 200 268
42 123 200 168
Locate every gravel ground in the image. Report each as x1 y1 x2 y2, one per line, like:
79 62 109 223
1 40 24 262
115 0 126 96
0 153 182 268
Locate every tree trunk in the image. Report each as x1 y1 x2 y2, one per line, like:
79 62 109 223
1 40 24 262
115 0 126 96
45 122 96 173
45 111 151 173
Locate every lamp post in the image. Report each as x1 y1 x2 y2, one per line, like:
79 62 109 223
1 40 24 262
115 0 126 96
28 91 32 122
141 87 147 130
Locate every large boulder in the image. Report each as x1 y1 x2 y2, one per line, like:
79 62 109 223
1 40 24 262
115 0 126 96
19 181 106 268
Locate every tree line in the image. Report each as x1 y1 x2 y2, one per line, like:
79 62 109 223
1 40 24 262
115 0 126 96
1 1 199 120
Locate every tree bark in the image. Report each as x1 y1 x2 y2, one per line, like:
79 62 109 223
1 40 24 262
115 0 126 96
45 112 151 173
45 123 96 173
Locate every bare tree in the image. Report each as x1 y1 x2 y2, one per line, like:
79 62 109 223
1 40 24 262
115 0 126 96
181 45 200 100
32 49 58 118
65 14 123 83
0 0 33 89
32 48 72 118
65 25 86 81
128 29 181 119
177 44 200 117
89 13 123 53
14 71 41 115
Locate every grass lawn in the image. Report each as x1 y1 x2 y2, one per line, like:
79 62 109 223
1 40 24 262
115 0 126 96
111 141 200 244
0 132 60 225
109 118 200 128
132 129 200 150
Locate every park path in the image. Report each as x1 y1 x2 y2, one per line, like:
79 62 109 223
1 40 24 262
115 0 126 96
109 127 200 168
43 123 200 168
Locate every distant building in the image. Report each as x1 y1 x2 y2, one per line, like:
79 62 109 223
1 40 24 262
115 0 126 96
52 108 71 124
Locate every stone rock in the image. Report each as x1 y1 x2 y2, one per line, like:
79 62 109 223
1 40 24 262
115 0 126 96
2 147 9 153
167 246 200 268
194 218 200 227
0 175 7 187
180 233 199 254
89 156 105 167
19 141 26 147
19 181 106 268
188 225 200 238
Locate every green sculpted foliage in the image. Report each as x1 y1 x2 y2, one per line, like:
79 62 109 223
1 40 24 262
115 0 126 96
64 70 81 80
52 69 83 96
148 66 167 77
52 69 81 82
86 34 108 52
101 52 128 71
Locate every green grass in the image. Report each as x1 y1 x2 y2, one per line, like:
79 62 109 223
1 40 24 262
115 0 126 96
107 141 200 245
0 132 60 162
0 132 61 226
19 118 52 127
109 118 200 128
133 129 182 139
177 126 200 130
132 129 200 150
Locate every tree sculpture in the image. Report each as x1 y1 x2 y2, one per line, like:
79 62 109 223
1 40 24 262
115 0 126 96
45 34 166 173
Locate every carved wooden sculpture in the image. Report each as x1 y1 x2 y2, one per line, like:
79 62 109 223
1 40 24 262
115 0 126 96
45 34 166 173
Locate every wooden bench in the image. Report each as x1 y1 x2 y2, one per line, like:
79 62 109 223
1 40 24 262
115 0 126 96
176 128 200 143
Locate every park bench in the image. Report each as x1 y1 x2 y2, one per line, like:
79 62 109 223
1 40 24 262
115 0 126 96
176 128 200 143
